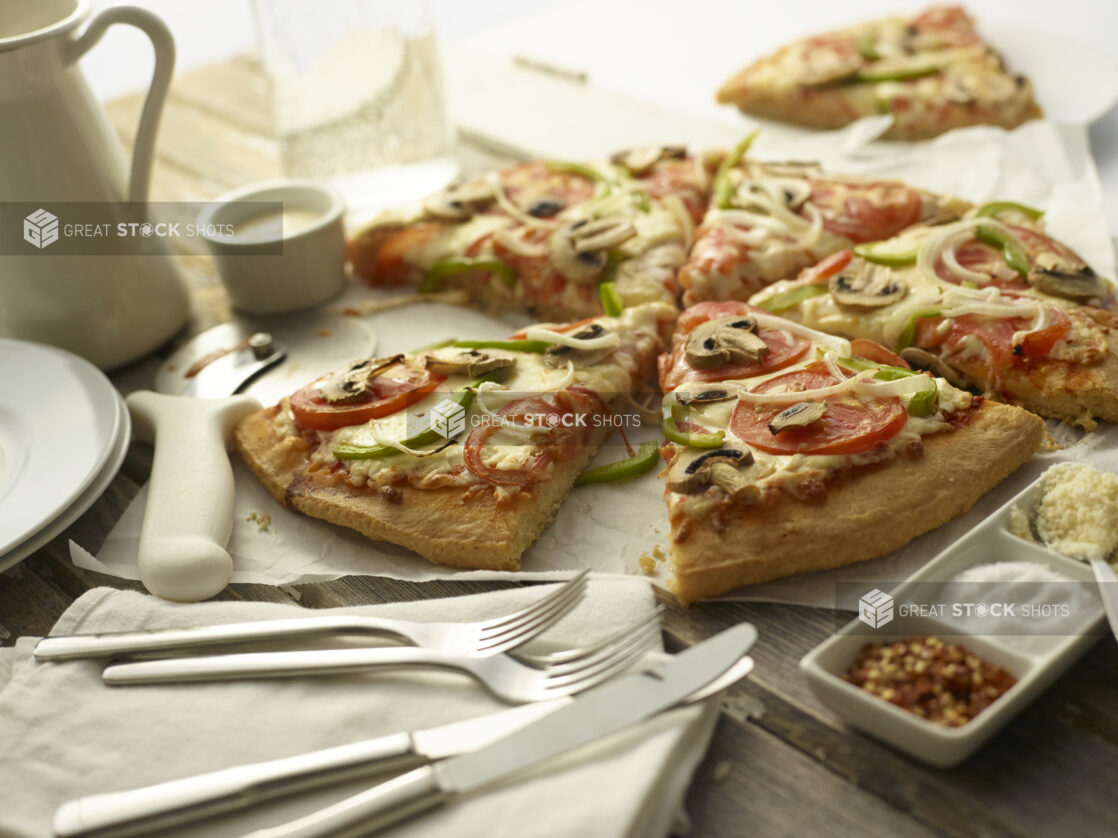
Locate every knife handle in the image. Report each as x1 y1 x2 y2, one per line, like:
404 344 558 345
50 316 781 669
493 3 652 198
51 732 423 838
240 766 445 838
127 391 260 602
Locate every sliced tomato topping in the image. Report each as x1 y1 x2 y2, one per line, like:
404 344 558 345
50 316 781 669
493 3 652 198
290 364 445 432
636 157 709 224
729 363 907 456
462 389 608 486
809 180 923 244
934 237 1028 291
803 249 854 283
660 301 811 391
850 338 910 368
364 223 443 285
915 304 1071 371
498 161 597 216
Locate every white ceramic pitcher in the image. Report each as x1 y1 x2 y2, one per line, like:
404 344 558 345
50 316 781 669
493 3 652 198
0 0 189 370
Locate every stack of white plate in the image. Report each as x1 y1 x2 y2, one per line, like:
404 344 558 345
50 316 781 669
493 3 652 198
0 340 130 574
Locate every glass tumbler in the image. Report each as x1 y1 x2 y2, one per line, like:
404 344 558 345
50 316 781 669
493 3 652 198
252 0 458 218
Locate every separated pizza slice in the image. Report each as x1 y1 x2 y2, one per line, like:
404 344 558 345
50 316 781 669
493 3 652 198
657 301 1044 604
749 201 1118 425
348 147 713 321
236 302 676 571
678 139 969 305
716 5 1042 141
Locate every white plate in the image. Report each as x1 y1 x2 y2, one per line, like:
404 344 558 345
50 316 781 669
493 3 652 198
0 340 123 556
0 393 130 574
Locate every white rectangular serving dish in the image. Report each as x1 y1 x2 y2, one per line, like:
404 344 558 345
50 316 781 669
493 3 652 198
800 465 1107 767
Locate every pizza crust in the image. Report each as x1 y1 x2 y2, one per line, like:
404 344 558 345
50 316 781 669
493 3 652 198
666 400 1044 604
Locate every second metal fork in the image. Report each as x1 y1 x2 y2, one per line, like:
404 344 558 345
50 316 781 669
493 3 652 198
34 571 590 662
101 608 663 704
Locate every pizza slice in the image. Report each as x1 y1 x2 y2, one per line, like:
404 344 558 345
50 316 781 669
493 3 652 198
679 139 969 305
348 147 712 321
235 302 676 571
658 301 1044 603
749 202 1118 425
716 5 1042 141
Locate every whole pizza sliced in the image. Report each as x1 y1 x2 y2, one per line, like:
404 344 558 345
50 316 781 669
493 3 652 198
348 147 712 321
749 201 1118 425
716 5 1042 141
658 301 1044 603
236 302 676 571
678 137 970 306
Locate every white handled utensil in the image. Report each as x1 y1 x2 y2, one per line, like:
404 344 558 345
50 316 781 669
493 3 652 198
50 654 754 838
127 332 284 601
233 624 758 838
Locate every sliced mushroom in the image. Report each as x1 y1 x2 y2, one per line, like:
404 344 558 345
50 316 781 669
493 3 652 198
674 382 737 406
768 401 828 434
422 182 495 221
899 347 968 388
666 447 753 494
527 198 564 218
544 323 619 368
1026 252 1109 302
829 263 908 308
424 348 516 377
684 316 769 370
549 218 636 283
609 144 687 176
748 178 812 211
318 355 404 403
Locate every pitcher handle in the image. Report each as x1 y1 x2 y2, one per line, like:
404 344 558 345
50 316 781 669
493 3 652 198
66 6 175 203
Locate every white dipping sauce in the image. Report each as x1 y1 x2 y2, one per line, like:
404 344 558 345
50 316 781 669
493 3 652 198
233 207 324 242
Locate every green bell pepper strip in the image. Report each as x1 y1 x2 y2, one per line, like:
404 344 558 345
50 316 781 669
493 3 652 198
975 201 1044 221
333 371 501 461
856 29 881 62
835 356 938 416
545 160 610 185
907 386 939 417
974 223 1030 277
661 403 725 448
452 339 552 354
754 283 828 314
895 308 942 350
408 337 457 353
854 64 940 83
419 258 517 293
712 130 760 209
574 441 660 486
853 240 918 267
599 281 624 317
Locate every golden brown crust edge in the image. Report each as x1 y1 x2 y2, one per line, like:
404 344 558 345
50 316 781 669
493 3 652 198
667 401 1044 605
235 411 608 572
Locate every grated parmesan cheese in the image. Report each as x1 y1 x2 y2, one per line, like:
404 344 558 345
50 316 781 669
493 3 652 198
1034 463 1118 562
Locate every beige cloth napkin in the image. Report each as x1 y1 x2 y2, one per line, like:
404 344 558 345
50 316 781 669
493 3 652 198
0 581 720 838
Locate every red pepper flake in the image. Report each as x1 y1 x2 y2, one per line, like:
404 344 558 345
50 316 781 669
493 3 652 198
842 635 1016 727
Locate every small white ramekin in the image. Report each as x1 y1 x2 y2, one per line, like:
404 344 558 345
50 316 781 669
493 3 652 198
198 178 347 315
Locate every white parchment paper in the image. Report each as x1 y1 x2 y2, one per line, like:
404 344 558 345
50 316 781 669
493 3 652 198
74 119 1118 607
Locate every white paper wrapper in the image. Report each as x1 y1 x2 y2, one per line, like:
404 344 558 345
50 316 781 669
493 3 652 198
75 119 1118 607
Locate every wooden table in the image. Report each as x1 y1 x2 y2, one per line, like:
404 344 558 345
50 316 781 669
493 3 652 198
1 57 1114 838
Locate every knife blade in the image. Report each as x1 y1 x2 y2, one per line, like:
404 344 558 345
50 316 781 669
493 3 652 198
236 624 758 838
51 653 755 838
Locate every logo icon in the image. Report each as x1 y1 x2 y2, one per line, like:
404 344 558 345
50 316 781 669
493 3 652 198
858 588 894 628
23 208 59 249
429 398 467 439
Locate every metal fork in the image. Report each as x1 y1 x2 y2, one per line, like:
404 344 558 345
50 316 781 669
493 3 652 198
34 571 589 662
101 609 663 704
